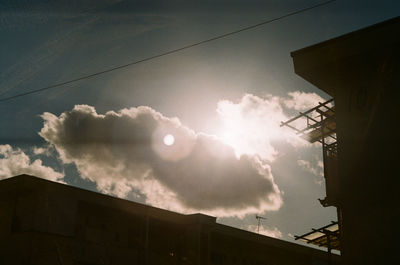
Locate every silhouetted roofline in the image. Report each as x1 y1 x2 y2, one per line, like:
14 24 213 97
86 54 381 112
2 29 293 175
0 174 216 224
0 174 339 259
291 15 400 96
291 15 400 57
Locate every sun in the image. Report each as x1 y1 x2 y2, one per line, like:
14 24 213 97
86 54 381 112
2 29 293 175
216 112 282 161
163 134 175 146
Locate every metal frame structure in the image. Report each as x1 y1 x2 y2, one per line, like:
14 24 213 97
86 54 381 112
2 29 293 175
255 215 267 234
294 221 340 250
282 99 342 263
280 98 338 207
280 98 336 145
295 221 340 265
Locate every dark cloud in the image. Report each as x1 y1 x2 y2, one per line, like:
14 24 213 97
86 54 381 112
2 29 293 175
39 104 282 217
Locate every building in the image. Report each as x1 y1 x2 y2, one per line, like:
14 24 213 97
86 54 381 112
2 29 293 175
0 174 339 265
289 16 400 265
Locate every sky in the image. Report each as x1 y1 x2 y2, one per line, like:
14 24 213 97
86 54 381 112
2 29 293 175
1 0 399 249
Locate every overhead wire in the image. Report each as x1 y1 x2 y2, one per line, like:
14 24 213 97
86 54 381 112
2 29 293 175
0 0 337 103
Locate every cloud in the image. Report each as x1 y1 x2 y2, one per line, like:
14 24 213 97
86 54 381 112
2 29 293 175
0 144 64 182
34 91 326 217
247 225 283 238
283 91 326 111
39 105 282 217
297 159 324 177
32 146 53 156
297 158 324 183
215 92 326 158
217 94 286 161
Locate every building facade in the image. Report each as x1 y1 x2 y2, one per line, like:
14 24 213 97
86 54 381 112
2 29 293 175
291 16 400 265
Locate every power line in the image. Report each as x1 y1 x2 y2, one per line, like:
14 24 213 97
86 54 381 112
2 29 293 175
0 0 337 103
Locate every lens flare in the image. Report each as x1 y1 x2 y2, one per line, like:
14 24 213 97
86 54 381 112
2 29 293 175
163 134 175 146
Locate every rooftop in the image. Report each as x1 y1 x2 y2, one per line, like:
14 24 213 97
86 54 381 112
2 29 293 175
0 174 339 259
291 16 400 96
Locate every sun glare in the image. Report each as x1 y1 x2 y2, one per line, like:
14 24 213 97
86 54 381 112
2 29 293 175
216 115 283 161
163 134 175 146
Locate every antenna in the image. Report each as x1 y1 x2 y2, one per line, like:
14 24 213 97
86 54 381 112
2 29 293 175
255 215 267 234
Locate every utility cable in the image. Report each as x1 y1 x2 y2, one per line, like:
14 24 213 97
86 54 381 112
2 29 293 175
0 0 337 103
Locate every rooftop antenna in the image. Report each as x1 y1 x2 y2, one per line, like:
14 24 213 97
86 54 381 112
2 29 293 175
255 215 267 234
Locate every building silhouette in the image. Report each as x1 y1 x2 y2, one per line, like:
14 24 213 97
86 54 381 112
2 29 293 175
0 175 338 265
289 16 400 265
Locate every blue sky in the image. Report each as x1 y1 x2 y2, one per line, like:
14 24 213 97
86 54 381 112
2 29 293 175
1 0 399 248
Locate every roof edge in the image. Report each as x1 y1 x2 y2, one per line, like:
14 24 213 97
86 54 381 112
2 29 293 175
291 15 400 57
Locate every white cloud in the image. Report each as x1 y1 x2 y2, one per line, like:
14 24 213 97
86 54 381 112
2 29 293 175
297 159 324 178
39 104 283 217
33 145 52 156
283 91 326 111
0 144 64 182
247 224 283 238
215 92 326 159
32 91 327 217
217 94 286 161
